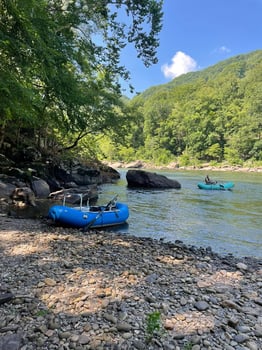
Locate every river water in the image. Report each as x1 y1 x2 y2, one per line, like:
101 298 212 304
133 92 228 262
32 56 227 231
97 169 262 259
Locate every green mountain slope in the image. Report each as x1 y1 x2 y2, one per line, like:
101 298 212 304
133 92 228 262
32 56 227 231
112 50 262 165
138 50 262 99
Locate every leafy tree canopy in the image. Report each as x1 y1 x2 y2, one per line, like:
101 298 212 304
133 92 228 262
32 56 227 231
0 0 163 157
101 50 262 166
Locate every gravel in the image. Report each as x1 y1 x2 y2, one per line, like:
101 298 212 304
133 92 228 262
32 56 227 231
0 216 261 350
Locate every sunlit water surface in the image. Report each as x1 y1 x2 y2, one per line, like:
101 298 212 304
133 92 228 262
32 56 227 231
98 170 262 259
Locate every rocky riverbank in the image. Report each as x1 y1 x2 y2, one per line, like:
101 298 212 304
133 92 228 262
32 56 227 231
0 216 261 350
103 160 262 173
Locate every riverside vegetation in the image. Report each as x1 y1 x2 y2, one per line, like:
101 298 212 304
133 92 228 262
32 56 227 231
0 216 261 350
95 50 262 168
0 2 261 175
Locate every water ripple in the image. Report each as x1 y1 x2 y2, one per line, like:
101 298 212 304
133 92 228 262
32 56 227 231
100 170 262 258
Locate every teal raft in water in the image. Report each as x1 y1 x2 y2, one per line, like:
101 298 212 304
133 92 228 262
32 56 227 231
48 195 129 229
197 182 234 190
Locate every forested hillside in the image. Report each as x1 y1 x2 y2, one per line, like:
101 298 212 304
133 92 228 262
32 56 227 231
100 50 262 166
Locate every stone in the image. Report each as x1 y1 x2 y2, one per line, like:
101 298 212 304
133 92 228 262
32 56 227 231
0 180 16 198
0 334 22 350
246 341 259 350
237 262 248 270
78 333 90 345
194 300 209 311
31 178 50 198
0 217 261 350
44 278 57 286
126 169 181 189
116 322 132 332
254 325 262 337
234 333 250 343
103 313 117 324
0 292 14 305
11 187 36 206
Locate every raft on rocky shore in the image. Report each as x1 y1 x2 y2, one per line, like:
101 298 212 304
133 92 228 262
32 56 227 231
48 195 129 229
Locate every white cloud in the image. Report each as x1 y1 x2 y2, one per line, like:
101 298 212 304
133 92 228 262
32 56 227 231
218 46 231 53
161 51 197 79
212 46 231 54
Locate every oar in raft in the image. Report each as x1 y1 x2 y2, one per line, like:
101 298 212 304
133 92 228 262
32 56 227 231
83 195 118 231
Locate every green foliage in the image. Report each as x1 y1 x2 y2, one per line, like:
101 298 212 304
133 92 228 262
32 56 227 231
0 0 260 170
183 342 193 350
178 153 191 167
205 143 222 161
118 147 137 162
0 0 163 155
112 50 262 166
35 309 49 317
145 310 163 342
224 146 243 165
178 152 200 167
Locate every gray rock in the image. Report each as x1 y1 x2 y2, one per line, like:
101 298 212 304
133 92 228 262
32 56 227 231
11 186 36 206
0 218 261 350
31 178 50 198
254 324 262 337
78 333 90 345
0 334 22 350
194 300 209 311
103 313 117 324
116 322 132 332
126 169 181 189
0 180 16 198
234 333 250 343
246 340 259 350
236 262 248 270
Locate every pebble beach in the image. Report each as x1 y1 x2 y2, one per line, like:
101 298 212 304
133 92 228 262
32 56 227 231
0 216 261 350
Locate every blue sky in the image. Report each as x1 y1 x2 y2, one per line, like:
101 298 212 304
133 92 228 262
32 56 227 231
120 0 262 97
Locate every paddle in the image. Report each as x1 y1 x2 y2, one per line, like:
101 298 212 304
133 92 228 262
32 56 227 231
83 195 118 231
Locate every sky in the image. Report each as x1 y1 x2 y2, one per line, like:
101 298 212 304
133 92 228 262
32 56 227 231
120 0 262 97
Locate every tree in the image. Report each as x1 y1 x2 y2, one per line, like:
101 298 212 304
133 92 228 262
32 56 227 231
112 50 262 165
0 0 163 155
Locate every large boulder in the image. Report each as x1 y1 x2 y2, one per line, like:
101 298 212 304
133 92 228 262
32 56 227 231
52 163 120 186
48 185 98 204
126 170 181 189
71 167 101 186
31 178 50 198
99 165 121 183
10 187 36 206
0 180 16 198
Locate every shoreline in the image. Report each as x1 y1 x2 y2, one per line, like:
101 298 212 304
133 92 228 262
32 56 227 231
0 217 261 349
103 160 262 173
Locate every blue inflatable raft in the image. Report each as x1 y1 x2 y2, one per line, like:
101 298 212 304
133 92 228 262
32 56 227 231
197 182 234 190
48 195 129 229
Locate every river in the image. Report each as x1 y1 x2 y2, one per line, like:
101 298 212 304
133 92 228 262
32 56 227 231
97 169 262 259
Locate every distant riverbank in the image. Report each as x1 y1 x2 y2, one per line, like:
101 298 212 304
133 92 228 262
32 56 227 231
103 160 262 173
